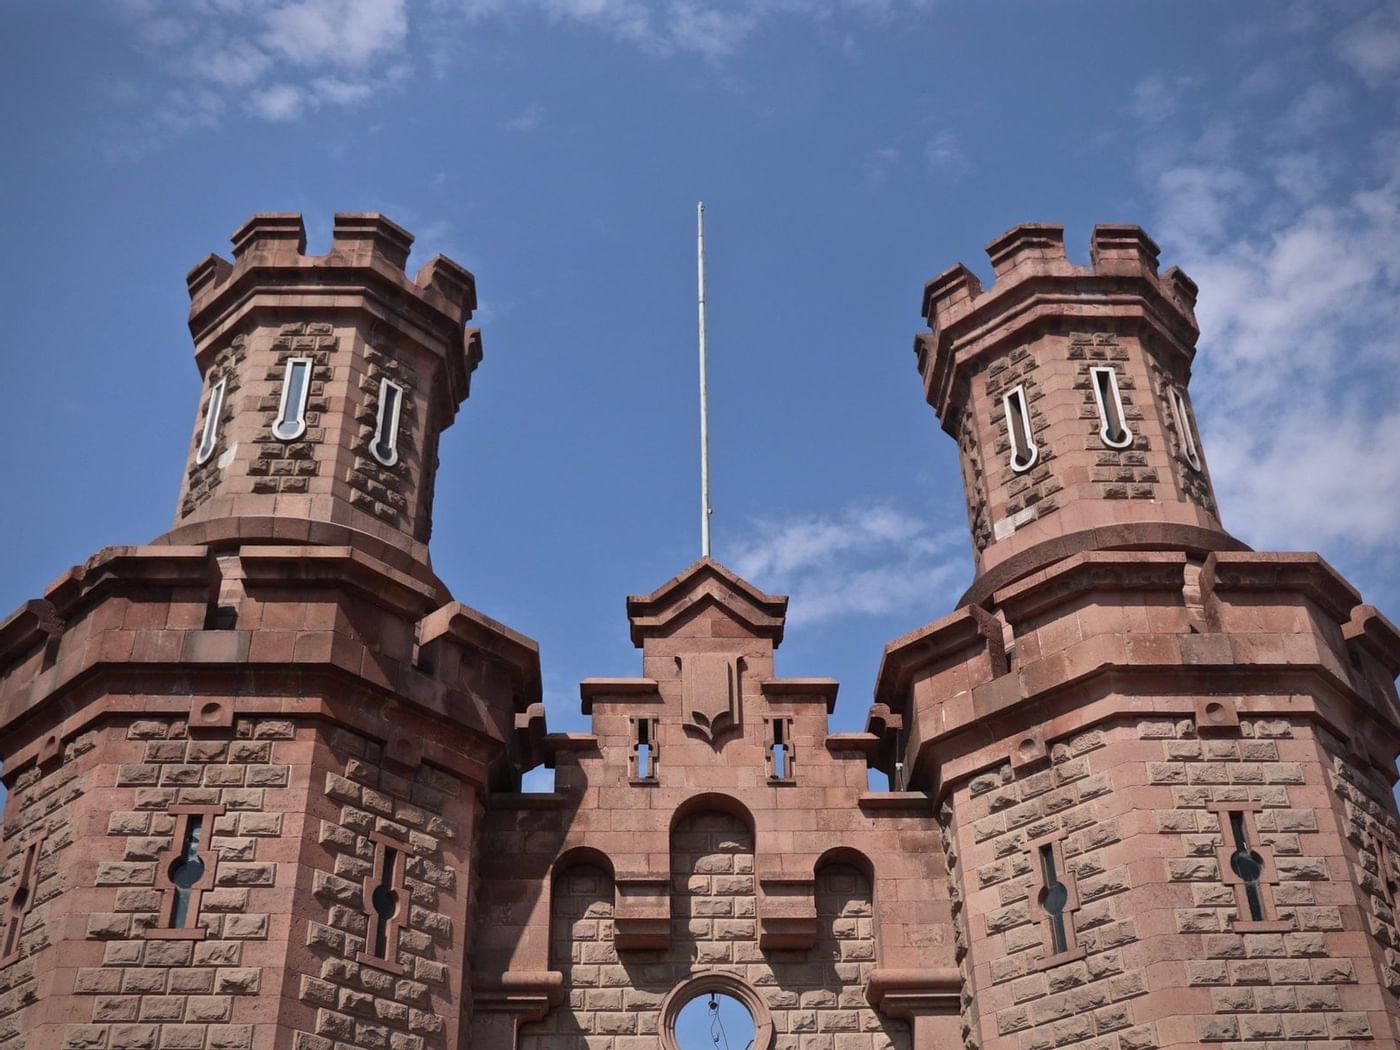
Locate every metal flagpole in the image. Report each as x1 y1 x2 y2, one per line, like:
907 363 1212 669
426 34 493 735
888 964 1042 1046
697 202 712 558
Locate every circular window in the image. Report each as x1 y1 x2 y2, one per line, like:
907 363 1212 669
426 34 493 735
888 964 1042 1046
660 971 772 1050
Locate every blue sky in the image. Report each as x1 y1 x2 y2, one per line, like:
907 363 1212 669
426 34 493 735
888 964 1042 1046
3 0 1400 758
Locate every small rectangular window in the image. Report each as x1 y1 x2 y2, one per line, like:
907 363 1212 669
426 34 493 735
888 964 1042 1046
273 357 312 441
1089 366 1133 449
1167 385 1202 471
1002 385 1037 472
371 378 404 466
766 717 795 783
195 378 226 465
630 717 660 782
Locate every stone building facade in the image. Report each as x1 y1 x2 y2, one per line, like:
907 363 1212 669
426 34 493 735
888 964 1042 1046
0 213 1397 1050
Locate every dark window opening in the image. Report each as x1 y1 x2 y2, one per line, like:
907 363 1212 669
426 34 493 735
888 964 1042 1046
1037 843 1070 954
168 816 206 929
636 720 653 780
371 846 400 959
371 379 404 467
1091 367 1132 448
273 358 312 441
1228 811 1266 922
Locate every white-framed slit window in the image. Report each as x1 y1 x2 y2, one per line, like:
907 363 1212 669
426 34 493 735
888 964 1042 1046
1167 385 1202 471
1003 384 1038 473
273 357 312 441
371 378 404 467
1089 366 1133 449
195 378 226 465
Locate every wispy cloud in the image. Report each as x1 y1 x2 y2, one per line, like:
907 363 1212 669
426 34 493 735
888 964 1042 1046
731 505 964 627
505 103 546 132
923 130 967 174
108 0 409 154
1133 2 1400 560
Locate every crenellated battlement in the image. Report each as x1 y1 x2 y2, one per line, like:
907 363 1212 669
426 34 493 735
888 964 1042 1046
185 212 478 355
919 223 1198 343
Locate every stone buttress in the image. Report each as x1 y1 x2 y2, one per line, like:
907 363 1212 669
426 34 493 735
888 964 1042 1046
877 224 1400 1050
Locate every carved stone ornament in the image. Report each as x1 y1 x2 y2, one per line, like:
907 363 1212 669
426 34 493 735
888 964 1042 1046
678 652 742 743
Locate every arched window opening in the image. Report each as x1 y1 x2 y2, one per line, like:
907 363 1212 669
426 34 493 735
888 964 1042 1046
1089 366 1133 449
273 357 312 441
1167 385 1202 471
371 378 404 466
1002 385 1037 472
195 378 226 465
675 993 756 1050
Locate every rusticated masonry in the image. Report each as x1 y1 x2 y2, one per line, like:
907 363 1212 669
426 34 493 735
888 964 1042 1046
1069 334 1157 501
182 335 246 517
1149 359 1217 518
985 347 1062 534
346 343 418 525
1145 717 1373 1045
247 323 335 498
0 733 91 1050
954 406 993 554
1329 730 1400 1000
521 811 907 1050
962 728 1156 1050
67 716 288 1050
304 729 464 1050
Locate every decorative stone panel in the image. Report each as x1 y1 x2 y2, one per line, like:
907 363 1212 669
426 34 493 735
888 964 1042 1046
346 343 418 525
1069 335 1156 502
66 715 288 1050
983 347 1061 534
1140 716 1372 1045
181 336 247 518
0 732 92 1050
299 729 462 1050
521 811 907 1050
246 323 335 496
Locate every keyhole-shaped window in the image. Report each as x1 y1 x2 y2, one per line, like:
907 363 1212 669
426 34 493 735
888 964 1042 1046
1228 811 1265 921
1037 843 1070 954
371 379 404 467
273 358 312 441
1167 385 1202 471
1003 385 1037 473
1 841 38 961
195 378 227 465
169 815 206 929
370 846 400 959
1090 367 1133 449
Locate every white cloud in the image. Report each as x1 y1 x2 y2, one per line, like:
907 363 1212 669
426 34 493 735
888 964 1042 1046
731 506 964 627
1335 5 1400 86
923 130 966 173
1130 73 1196 124
112 0 407 145
505 103 546 132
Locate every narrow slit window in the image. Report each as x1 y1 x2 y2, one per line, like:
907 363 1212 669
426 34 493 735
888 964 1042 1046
1089 366 1133 449
1 841 40 961
359 836 407 971
1227 811 1266 922
168 815 206 929
1037 843 1070 954
1003 385 1038 472
767 717 795 782
636 720 653 780
195 378 226 465
1168 386 1202 471
273 357 312 441
371 378 404 467
370 846 399 958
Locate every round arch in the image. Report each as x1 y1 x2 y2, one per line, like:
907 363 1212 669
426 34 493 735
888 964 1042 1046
669 792 757 834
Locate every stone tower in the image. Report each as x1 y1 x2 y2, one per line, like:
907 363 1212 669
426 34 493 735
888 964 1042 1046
877 224 1400 1050
0 214 540 1050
